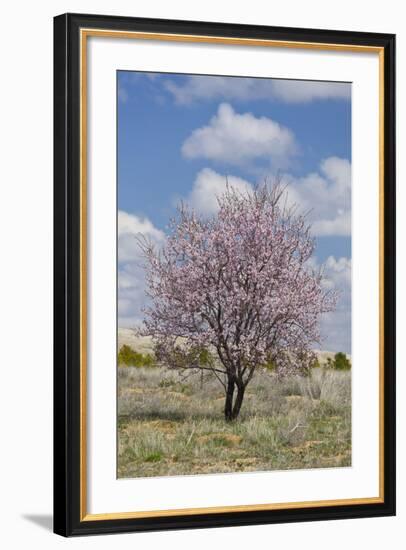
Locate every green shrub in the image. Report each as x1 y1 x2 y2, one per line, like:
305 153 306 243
326 352 351 370
333 352 351 370
118 344 156 367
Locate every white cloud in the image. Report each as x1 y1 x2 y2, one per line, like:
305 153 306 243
317 256 352 353
117 262 148 328
165 76 260 104
118 210 164 240
181 156 350 236
165 75 351 105
285 157 351 237
182 103 296 167
178 156 350 237
184 168 253 215
271 80 351 103
118 210 165 262
118 211 165 327
321 256 352 292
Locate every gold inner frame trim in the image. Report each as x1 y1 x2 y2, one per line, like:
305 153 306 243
79 28 385 521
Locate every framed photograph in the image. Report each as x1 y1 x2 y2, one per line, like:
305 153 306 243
54 13 396 536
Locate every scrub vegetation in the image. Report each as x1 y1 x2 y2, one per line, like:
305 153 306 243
118 358 351 478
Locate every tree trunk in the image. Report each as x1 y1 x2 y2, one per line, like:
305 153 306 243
224 379 246 421
231 385 245 420
224 379 235 421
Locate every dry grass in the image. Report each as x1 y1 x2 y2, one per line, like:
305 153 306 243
118 366 351 478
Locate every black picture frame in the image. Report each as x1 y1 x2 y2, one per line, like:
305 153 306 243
54 12 396 537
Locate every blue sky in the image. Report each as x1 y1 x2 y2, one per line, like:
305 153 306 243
117 71 352 353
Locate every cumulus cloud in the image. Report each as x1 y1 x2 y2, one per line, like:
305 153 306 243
271 80 351 103
285 156 351 237
323 256 352 289
165 75 351 105
118 210 165 262
184 168 253 215
181 103 296 167
318 256 352 354
180 157 350 238
118 211 165 327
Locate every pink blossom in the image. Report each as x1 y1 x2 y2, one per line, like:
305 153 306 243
139 182 337 420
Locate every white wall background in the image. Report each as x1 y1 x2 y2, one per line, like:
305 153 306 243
0 0 403 547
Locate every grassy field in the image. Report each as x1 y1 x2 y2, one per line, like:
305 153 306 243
118 364 351 478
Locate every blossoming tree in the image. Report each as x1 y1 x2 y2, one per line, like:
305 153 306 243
140 184 337 421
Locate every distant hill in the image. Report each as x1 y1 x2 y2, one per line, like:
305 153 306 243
117 328 351 365
118 328 154 355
